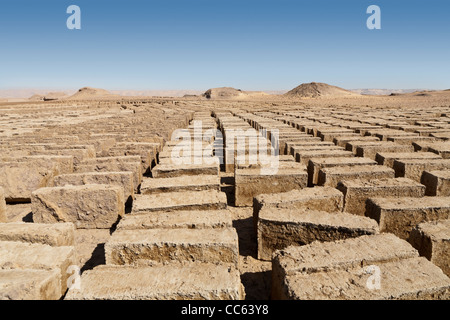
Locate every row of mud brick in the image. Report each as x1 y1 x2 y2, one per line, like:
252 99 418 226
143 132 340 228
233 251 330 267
224 106 449 299
0 102 449 299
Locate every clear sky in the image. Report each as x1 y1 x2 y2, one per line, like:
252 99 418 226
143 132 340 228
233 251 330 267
0 0 449 91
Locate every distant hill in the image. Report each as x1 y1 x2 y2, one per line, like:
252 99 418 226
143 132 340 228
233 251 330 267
284 82 360 98
202 87 269 100
65 87 119 100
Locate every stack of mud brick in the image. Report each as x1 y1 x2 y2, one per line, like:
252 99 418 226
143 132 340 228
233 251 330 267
248 107 450 299
0 103 196 299
65 111 244 300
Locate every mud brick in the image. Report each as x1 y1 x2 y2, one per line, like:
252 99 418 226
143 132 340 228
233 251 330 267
393 159 450 181
140 175 220 194
295 149 353 165
318 165 395 188
354 142 414 160
32 185 125 229
64 263 243 300
253 187 343 231
0 222 75 246
0 269 61 300
334 136 380 148
105 228 239 267
75 158 142 191
132 190 227 214
375 152 442 168
235 162 308 207
387 136 437 146
257 208 379 260
366 197 450 239
308 157 377 186
0 187 6 222
30 148 94 166
0 160 60 203
409 219 450 277
287 140 332 156
116 210 232 230
0 241 75 294
152 163 219 178
421 170 450 196
337 178 425 216
272 234 450 300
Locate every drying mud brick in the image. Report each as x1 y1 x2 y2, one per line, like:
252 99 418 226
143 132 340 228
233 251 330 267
257 208 379 260
308 157 377 186
65 263 243 300
272 234 450 300
353 142 414 160
421 170 450 196
0 269 61 300
0 160 60 203
75 158 142 192
31 185 125 229
295 149 353 165
53 171 134 201
140 175 220 194
337 178 425 216
375 152 442 168
318 165 395 188
152 163 219 178
0 187 6 222
253 187 344 231
132 190 227 214
116 210 233 230
393 159 450 181
366 197 450 239
409 219 450 277
235 163 308 207
105 228 239 267
0 241 75 294
0 222 75 247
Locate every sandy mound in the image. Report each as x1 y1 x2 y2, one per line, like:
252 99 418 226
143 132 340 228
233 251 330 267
203 87 269 100
284 82 360 98
66 87 119 100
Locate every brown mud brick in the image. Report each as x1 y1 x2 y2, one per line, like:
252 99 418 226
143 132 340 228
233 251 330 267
308 157 377 186
0 269 61 300
284 138 328 155
428 143 450 159
375 152 442 168
366 197 450 239
105 228 239 267
30 148 94 166
0 187 6 222
318 165 395 188
253 187 344 231
271 234 450 300
257 207 379 260
64 263 243 300
152 163 219 178
0 241 75 294
295 149 353 165
235 162 308 207
387 136 437 146
337 178 425 216
0 155 74 175
334 136 380 148
393 159 450 181
409 219 450 277
75 159 142 192
131 190 227 214
32 185 125 229
116 210 233 230
0 160 60 203
140 175 220 194
421 170 450 196
354 142 414 160
53 171 134 201
0 222 75 247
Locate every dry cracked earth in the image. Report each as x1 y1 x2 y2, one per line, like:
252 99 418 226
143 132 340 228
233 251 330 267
0 94 449 300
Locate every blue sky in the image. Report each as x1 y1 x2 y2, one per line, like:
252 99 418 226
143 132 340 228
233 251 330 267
0 0 449 91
